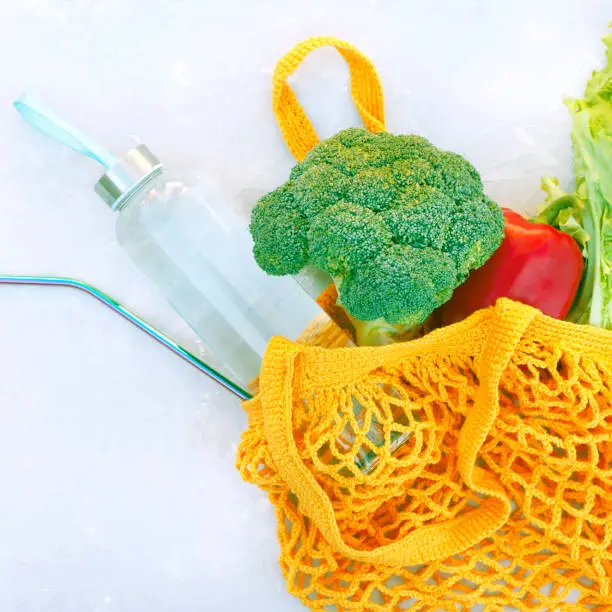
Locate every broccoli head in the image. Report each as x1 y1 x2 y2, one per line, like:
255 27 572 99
250 128 505 344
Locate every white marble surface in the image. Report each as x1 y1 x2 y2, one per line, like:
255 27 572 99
0 1 609 610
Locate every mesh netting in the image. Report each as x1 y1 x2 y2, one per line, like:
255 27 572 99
237 300 612 610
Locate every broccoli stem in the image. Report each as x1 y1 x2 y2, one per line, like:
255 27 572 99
352 318 403 346
345 311 429 346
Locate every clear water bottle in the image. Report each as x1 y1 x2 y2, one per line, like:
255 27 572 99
94 145 325 389
13 93 326 391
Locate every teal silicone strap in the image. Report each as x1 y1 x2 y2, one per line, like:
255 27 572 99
14 93 116 168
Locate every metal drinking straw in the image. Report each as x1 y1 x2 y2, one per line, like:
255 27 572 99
0 274 252 401
8 95 252 401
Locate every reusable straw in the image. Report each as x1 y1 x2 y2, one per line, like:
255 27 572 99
0 274 252 401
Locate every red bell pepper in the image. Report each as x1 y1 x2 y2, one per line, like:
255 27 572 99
441 208 584 325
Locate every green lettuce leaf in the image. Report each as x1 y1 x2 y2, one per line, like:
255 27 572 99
539 25 612 329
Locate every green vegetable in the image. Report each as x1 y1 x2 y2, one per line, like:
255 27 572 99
250 128 505 345
535 26 612 329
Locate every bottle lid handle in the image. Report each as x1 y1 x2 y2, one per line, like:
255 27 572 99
14 93 117 169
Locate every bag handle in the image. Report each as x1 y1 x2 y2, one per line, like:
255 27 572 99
272 36 387 161
261 299 538 566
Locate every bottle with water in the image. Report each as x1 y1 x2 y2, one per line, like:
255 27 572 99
15 95 325 390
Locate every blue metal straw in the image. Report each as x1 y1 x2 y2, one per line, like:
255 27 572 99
10 96 253 400
0 274 252 401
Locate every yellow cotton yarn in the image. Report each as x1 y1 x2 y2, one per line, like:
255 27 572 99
272 36 386 161
238 37 612 610
238 299 612 610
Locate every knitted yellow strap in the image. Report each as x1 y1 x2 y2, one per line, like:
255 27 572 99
261 300 539 566
272 36 387 161
456 300 538 541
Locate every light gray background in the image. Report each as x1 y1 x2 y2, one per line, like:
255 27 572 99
0 1 609 610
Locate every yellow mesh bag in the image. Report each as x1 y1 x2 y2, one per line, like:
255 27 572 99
237 38 612 610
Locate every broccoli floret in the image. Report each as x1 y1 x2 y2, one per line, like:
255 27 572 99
307 202 392 276
443 195 507 279
250 186 309 275
293 165 349 216
430 150 483 201
250 128 505 345
334 126 373 148
383 186 454 248
346 166 398 211
339 245 457 345
378 132 436 162
392 158 441 189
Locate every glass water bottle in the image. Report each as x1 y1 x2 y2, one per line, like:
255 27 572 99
94 145 325 389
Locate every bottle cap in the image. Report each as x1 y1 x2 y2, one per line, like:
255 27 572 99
95 145 163 211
